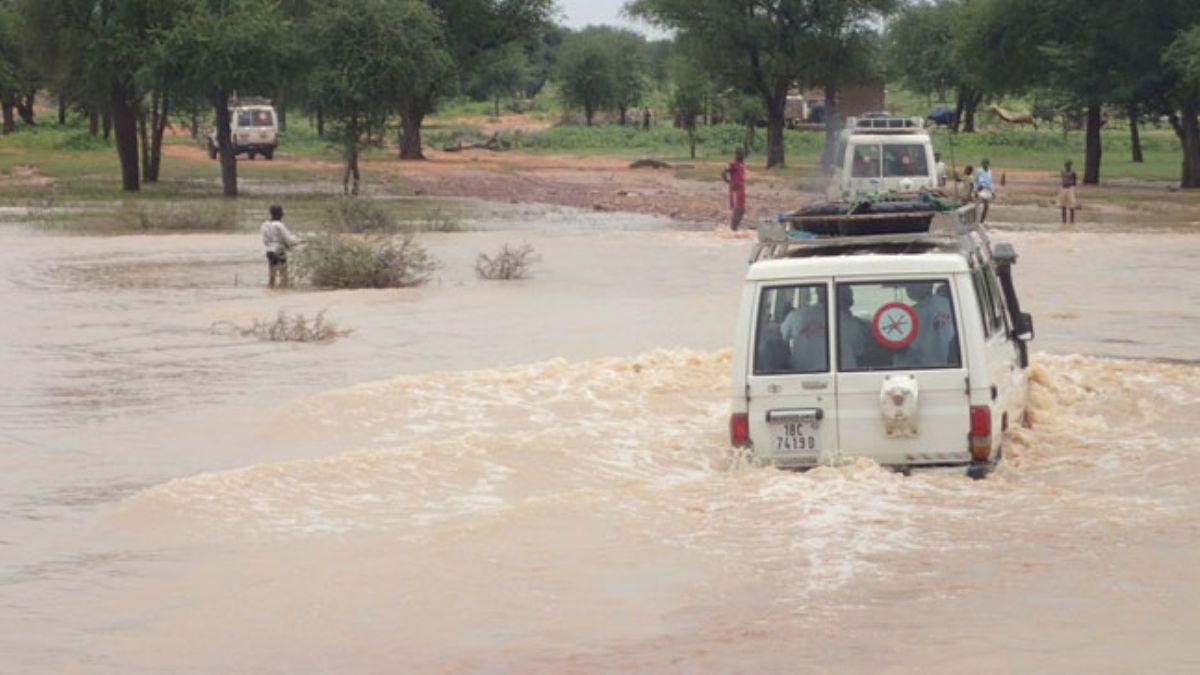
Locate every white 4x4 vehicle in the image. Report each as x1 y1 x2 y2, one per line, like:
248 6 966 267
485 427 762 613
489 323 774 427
730 205 1033 478
207 104 278 160
831 114 937 199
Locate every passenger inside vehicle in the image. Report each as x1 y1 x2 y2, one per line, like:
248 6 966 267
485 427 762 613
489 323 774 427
894 282 958 367
851 146 881 178
836 281 961 371
780 287 829 372
837 286 870 369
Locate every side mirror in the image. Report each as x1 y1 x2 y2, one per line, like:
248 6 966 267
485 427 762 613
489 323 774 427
1013 312 1034 342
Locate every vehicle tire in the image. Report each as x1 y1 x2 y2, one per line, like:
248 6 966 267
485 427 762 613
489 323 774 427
207 142 218 160
263 148 274 161
248 151 257 160
966 462 990 480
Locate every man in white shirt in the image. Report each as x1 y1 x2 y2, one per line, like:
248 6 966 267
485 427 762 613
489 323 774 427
934 152 947 188
261 204 300 288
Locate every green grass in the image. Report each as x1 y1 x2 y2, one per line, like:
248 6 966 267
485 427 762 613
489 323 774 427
499 123 825 163
931 127 1182 182
0 103 1191 217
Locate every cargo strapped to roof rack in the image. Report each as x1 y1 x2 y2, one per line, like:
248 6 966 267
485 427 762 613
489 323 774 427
750 203 987 263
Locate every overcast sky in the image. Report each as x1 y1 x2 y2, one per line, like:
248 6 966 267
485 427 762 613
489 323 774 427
557 0 666 37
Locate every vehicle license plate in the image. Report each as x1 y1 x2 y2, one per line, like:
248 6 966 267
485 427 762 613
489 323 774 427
775 422 819 454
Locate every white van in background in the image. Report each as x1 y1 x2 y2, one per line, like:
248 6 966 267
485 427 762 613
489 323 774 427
207 104 278 160
730 206 1033 478
831 114 937 199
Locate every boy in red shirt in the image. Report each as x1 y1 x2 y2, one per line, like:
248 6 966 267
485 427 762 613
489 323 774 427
721 147 747 230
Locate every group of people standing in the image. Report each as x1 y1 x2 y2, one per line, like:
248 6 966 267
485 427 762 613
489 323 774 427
721 148 1080 231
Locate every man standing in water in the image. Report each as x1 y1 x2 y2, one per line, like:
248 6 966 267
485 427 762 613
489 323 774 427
721 147 747 231
261 204 300 288
973 158 995 224
1059 159 1078 224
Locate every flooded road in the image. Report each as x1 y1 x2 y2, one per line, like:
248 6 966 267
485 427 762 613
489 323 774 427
1 205 1198 672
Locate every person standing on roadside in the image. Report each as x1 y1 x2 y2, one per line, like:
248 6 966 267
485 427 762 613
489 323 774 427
261 204 300 288
974 158 995 224
935 152 948 188
721 147 747 231
1058 159 1078 224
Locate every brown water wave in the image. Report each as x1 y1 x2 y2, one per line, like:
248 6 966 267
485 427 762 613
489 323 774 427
113 350 1200 608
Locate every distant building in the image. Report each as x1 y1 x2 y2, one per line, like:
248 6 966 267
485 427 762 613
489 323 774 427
802 82 887 123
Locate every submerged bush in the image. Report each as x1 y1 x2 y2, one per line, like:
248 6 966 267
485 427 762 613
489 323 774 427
415 207 465 232
323 198 396 233
475 243 539 280
212 310 350 343
293 233 440 288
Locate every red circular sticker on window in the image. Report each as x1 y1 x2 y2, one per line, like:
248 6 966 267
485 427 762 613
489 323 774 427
873 302 919 349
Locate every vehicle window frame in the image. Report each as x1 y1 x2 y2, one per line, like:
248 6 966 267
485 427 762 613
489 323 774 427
834 277 964 373
752 282 831 377
982 265 1008 336
850 144 882 178
881 142 930 178
970 266 992 339
236 109 253 127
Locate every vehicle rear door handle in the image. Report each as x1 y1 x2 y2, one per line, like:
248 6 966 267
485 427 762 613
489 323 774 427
767 408 824 424
801 379 829 390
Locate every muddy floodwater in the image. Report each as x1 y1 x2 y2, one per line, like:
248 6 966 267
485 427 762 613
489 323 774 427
1 203 1198 672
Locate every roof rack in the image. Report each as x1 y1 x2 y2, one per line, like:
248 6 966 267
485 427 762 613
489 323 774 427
845 114 926 133
750 203 991 264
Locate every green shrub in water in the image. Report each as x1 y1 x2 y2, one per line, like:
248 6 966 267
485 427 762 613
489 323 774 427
293 233 440 289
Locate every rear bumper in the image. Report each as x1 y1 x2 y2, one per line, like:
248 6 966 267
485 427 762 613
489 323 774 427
235 143 276 153
758 451 980 472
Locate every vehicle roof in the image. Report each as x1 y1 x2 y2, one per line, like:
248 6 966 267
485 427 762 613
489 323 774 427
845 132 931 142
746 243 971 280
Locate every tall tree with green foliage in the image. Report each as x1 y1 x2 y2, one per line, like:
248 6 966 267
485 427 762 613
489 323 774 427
307 0 450 195
473 41 528 118
555 27 620 126
630 0 893 168
1164 24 1200 188
399 0 553 159
158 0 291 197
23 0 180 190
0 0 31 134
669 49 711 159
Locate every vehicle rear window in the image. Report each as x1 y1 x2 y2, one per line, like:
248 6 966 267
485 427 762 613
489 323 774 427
882 144 928 177
851 145 880 178
754 284 829 375
237 109 274 127
836 280 962 371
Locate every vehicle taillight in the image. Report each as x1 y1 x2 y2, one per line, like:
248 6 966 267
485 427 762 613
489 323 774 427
969 405 991 461
730 413 750 447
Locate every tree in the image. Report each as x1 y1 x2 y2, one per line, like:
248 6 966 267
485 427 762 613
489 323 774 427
158 0 291 197
555 28 620 126
1164 23 1200 188
306 0 449 195
0 1 30 134
23 0 180 191
555 26 648 126
669 50 710 159
473 41 527 118
399 0 553 159
520 21 565 97
630 0 894 168
885 1 959 103
808 24 882 165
